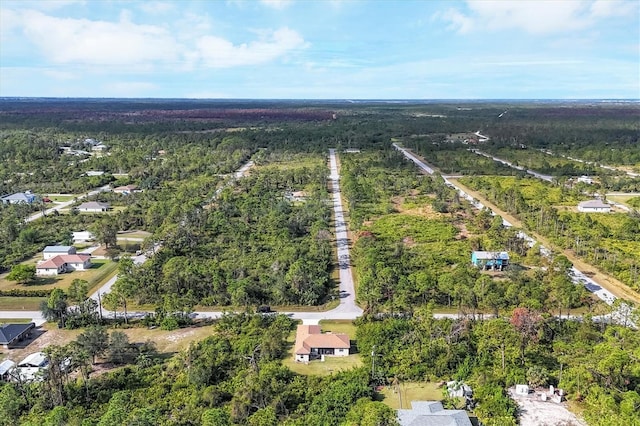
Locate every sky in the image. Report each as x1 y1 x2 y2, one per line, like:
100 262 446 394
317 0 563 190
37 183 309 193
1 0 639 99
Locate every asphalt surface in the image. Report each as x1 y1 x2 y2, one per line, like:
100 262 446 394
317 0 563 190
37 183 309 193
26 185 111 222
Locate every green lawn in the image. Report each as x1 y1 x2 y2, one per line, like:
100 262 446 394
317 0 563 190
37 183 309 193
0 296 46 311
46 194 76 202
379 381 445 410
284 353 362 376
0 260 117 293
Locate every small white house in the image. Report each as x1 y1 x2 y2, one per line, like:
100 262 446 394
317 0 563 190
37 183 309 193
76 201 110 212
576 176 594 185
43 246 76 260
72 231 95 243
578 199 611 213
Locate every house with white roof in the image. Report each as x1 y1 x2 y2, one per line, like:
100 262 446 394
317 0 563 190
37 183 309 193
471 251 510 271
578 199 611 213
294 325 350 363
397 401 472 426
72 231 95 242
0 360 16 381
15 352 49 382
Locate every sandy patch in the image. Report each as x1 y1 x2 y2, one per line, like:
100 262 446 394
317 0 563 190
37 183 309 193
510 388 586 426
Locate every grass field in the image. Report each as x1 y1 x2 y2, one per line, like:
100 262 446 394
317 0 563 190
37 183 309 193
46 194 76 202
0 296 47 311
379 382 444 410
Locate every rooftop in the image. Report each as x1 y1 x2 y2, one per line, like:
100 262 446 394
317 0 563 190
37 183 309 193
294 325 350 355
397 401 472 426
578 199 610 209
0 322 35 345
43 245 75 253
472 251 509 260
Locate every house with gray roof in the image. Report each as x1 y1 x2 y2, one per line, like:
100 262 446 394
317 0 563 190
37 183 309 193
0 322 36 349
397 401 472 426
76 201 110 212
43 245 76 260
578 199 611 213
1 191 36 204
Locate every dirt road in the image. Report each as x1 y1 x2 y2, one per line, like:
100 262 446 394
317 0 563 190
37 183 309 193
449 178 640 304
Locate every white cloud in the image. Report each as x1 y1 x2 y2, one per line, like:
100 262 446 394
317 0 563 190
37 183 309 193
5 8 307 71
260 0 293 9
138 1 175 15
438 0 639 35
196 27 307 68
19 10 181 66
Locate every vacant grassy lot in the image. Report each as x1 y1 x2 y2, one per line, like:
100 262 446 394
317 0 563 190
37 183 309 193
0 297 47 311
45 194 77 202
119 323 216 354
379 381 444 410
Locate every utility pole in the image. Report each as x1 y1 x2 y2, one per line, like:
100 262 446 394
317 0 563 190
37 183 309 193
371 345 376 381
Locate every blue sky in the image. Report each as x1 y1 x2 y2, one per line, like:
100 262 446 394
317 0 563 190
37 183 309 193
1 0 638 99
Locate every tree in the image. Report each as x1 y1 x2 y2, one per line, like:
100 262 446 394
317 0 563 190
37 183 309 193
76 326 109 364
344 398 399 426
108 331 135 364
202 408 232 426
67 279 89 304
0 384 22 426
6 264 36 285
510 307 542 365
41 288 67 327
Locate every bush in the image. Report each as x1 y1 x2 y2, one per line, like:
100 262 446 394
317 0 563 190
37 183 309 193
160 316 179 331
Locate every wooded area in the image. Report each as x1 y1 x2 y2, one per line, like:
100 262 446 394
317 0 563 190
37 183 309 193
1 99 638 425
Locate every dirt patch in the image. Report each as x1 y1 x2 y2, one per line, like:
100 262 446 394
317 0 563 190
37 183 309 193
456 222 470 240
510 388 586 426
1 324 81 364
403 237 416 248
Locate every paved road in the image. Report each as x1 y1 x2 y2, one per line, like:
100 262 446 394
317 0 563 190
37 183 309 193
471 149 554 182
26 185 111 222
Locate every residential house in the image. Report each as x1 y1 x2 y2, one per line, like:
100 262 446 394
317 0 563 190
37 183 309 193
576 176 594 185
294 325 350 363
72 231 95 242
0 360 16 381
43 245 76 260
36 254 91 276
92 143 108 152
113 184 138 194
1 191 36 204
471 251 510 271
397 401 472 426
85 171 105 177
76 201 110 212
15 352 49 382
0 322 36 349
578 199 611 213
